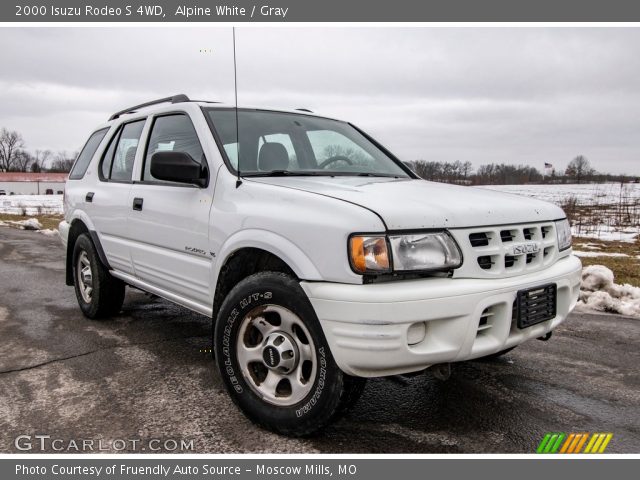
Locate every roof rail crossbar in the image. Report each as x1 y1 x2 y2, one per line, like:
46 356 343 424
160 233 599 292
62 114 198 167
109 94 190 121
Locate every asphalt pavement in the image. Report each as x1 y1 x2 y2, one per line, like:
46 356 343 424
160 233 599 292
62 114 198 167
0 227 638 453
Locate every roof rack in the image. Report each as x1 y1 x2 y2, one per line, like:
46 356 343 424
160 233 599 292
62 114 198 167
109 94 190 121
295 108 313 113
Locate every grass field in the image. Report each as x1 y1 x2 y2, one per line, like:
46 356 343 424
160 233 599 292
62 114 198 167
574 237 640 287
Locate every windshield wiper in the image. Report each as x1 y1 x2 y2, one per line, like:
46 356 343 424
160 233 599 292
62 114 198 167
354 172 402 178
243 170 323 177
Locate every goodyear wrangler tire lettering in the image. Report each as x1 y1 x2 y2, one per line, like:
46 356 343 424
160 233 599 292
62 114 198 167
213 272 352 436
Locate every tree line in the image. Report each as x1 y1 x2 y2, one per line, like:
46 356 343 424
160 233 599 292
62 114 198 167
0 127 77 173
405 155 637 185
2 126 636 183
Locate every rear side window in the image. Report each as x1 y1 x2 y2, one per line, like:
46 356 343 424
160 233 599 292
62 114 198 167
68 128 108 180
100 120 145 182
142 114 204 182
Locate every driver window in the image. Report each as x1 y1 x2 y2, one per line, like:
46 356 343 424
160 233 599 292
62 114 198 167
306 130 375 169
143 114 204 182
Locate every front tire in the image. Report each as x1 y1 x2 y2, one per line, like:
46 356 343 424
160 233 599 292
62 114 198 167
214 272 361 436
72 233 125 319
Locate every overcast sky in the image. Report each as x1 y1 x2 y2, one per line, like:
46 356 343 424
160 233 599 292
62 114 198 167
0 27 639 174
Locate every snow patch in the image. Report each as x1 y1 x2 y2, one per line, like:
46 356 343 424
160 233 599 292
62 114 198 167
39 228 58 236
579 265 640 317
0 218 43 230
573 251 629 258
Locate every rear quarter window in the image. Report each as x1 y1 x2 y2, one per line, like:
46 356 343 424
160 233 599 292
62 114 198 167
68 128 109 180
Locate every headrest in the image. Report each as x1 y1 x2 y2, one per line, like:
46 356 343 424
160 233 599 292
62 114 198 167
258 142 289 171
124 146 137 168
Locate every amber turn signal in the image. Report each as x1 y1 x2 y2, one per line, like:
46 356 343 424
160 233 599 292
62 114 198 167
349 236 390 274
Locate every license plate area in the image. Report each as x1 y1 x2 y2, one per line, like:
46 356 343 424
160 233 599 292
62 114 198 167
516 284 557 329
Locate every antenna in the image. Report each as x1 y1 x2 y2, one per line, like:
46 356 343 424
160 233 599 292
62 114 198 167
233 27 242 188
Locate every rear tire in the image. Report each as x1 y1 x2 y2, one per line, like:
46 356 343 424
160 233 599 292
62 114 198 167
72 233 125 319
214 271 354 436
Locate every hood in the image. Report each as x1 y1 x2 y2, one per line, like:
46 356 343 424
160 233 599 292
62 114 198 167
249 177 565 230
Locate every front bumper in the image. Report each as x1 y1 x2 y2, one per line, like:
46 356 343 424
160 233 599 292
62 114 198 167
301 254 582 377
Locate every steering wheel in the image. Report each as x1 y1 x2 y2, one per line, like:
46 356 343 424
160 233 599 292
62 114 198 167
318 155 353 169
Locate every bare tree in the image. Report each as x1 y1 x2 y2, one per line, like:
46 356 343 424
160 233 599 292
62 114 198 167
30 149 52 172
49 150 77 173
0 128 25 172
13 150 33 172
565 155 594 184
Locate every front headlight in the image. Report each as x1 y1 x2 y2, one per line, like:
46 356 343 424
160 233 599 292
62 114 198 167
349 231 462 274
555 218 572 251
389 232 462 271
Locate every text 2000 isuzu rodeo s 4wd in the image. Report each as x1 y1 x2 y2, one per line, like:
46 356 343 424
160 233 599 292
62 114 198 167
60 95 581 436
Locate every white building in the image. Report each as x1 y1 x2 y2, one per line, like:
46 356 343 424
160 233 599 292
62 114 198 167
0 173 67 195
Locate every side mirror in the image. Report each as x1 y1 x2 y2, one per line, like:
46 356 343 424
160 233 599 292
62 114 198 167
150 151 207 187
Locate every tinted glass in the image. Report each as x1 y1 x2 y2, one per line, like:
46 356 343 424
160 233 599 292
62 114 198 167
143 114 204 182
109 120 145 182
206 109 408 177
68 128 108 180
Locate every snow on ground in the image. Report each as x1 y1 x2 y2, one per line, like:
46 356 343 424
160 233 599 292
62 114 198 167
479 182 640 205
577 265 640 317
480 183 640 242
573 251 629 258
0 194 63 215
0 218 43 230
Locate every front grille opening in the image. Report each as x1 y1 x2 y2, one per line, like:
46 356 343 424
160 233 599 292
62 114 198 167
500 229 516 242
523 228 534 240
541 226 551 239
478 255 494 270
504 255 517 268
526 252 537 264
469 232 490 247
477 306 495 335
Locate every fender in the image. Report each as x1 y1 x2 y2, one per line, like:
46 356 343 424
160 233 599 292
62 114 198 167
213 229 323 288
65 210 111 285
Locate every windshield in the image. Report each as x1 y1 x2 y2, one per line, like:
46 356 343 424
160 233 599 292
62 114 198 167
205 108 410 178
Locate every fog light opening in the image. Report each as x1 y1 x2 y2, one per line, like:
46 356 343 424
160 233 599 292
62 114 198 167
407 322 427 345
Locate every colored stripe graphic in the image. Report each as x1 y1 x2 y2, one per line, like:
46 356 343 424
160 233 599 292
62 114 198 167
598 433 613 453
537 433 613 453
574 433 589 453
559 433 575 453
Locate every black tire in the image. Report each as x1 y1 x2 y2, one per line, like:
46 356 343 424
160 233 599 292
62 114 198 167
336 375 367 416
72 233 125 319
477 346 517 361
214 271 353 436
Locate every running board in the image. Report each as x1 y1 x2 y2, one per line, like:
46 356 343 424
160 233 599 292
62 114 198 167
110 271 213 318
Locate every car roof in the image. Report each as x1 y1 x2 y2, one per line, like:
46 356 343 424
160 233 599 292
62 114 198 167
100 95 342 130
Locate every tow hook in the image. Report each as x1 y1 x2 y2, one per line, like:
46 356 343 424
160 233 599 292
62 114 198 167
537 332 553 341
431 363 451 381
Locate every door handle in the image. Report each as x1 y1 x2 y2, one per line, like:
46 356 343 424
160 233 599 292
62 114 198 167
85 192 94 202
132 197 144 211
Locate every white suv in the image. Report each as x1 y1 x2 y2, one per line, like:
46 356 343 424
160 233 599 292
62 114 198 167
60 94 581 436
